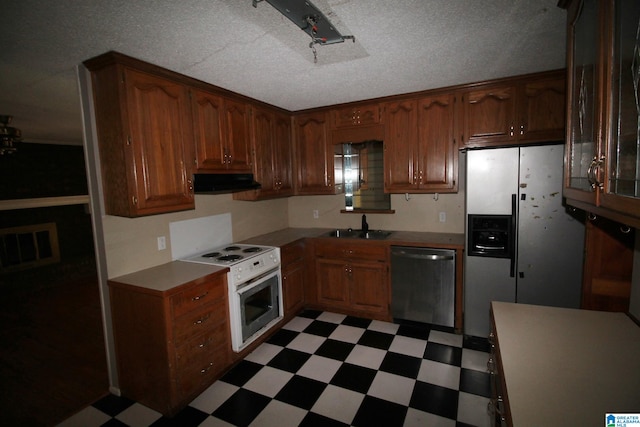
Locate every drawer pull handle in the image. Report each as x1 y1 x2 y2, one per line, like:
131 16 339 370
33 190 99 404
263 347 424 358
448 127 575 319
194 314 211 325
192 292 209 301
200 362 214 374
198 338 213 349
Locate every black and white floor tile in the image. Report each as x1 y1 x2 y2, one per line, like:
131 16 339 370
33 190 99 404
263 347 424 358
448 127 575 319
58 310 492 427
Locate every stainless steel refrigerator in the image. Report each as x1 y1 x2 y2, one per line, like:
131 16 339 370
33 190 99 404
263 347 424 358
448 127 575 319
464 144 585 338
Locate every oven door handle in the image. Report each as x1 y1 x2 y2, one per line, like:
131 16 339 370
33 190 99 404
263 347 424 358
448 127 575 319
235 267 281 293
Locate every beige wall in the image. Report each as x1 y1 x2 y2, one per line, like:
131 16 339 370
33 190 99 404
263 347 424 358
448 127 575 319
287 192 465 233
104 154 467 278
103 195 289 278
104 190 465 278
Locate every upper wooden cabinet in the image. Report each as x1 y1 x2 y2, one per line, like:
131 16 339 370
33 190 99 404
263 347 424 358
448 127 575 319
234 106 293 200
85 55 195 217
331 103 382 128
293 111 335 195
384 100 419 192
192 90 252 173
461 71 566 148
562 0 640 228
384 95 458 193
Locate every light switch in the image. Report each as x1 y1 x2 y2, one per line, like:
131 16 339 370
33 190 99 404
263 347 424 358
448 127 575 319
157 236 166 251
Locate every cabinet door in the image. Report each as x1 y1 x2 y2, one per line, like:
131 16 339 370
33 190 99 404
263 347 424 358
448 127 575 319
581 215 635 312
283 258 305 316
224 99 252 172
417 94 458 192
273 111 294 195
192 89 226 171
384 100 419 191
462 85 517 147
251 106 277 195
294 112 333 194
518 76 566 143
601 0 640 216
349 261 389 315
124 69 194 215
564 0 600 204
316 258 349 307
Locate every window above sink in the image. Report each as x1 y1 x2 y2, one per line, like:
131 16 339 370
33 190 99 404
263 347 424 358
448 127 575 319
333 140 393 213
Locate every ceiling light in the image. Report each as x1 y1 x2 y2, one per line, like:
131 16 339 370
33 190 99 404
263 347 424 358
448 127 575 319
0 115 21 155
253 0 355 62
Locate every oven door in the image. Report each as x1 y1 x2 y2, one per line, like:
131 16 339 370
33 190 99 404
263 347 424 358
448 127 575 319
235 268 282 350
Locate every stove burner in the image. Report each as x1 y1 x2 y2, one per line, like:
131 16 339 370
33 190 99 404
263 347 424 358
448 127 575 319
218 254 243 262
243 247 262 253
201 252 222 258
223 246 242 252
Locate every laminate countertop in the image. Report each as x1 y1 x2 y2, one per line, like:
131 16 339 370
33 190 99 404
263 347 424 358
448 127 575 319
109 261 228 294
491 301 640 426
240 227 465 249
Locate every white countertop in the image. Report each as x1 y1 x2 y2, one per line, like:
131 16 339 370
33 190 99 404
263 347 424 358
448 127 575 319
491 301 640 426
109 261 228 294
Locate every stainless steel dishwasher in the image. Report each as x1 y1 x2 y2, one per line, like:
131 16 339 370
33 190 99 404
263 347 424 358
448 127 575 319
391 246 456 328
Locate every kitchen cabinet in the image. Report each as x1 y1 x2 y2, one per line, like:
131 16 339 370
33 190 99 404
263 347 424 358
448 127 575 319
581 214 635 312
293 111 336 195
84 54 195 217
192 89 252 173
562 0 640 228
331 103 382 128
461 71 565 148
313 239 390 320
384 95 458 193
383 99 418 192
234 106 293 200
108 269 231 416
281 240 306 319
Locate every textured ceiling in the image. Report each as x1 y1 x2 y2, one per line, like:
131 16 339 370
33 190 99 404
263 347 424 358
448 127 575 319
0 0 567 145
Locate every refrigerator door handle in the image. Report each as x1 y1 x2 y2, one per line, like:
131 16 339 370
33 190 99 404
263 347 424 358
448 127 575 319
510 193 517 278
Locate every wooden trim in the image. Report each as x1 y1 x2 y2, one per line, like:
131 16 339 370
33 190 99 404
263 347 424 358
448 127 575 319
0 195 90 211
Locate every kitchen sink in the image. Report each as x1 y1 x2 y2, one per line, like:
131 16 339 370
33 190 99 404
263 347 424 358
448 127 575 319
324 229 392 240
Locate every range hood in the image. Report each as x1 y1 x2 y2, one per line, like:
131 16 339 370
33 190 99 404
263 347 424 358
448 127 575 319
193 173 261 194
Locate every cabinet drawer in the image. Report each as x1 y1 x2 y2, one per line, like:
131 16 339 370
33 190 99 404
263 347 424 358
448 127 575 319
176 348 224 398
173 299 225 343
175 321 228 373
171 279 226 319
281 241 305 266
315 241 387 261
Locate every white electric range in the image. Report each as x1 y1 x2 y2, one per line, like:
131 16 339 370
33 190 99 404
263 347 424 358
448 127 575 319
180 243 283 352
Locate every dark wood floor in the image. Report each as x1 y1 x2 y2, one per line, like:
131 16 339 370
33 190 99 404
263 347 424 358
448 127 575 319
0 273 109 426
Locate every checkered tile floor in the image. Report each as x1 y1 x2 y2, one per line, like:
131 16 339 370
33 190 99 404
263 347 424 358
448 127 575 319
58 310 492 427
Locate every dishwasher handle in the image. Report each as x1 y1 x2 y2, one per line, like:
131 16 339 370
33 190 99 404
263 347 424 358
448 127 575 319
392 250 454 261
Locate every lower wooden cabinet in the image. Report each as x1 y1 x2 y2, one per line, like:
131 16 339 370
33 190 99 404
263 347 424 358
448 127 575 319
108 272 231 416
581 215 635 312
313 239 390 320
281 240 306 319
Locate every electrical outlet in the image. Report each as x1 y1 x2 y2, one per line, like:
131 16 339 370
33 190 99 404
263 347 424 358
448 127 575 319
439 212 446 223
157 236 166 251
313 210 319 219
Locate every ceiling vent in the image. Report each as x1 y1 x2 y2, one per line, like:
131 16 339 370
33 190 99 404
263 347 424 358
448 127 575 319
253 0 355 62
